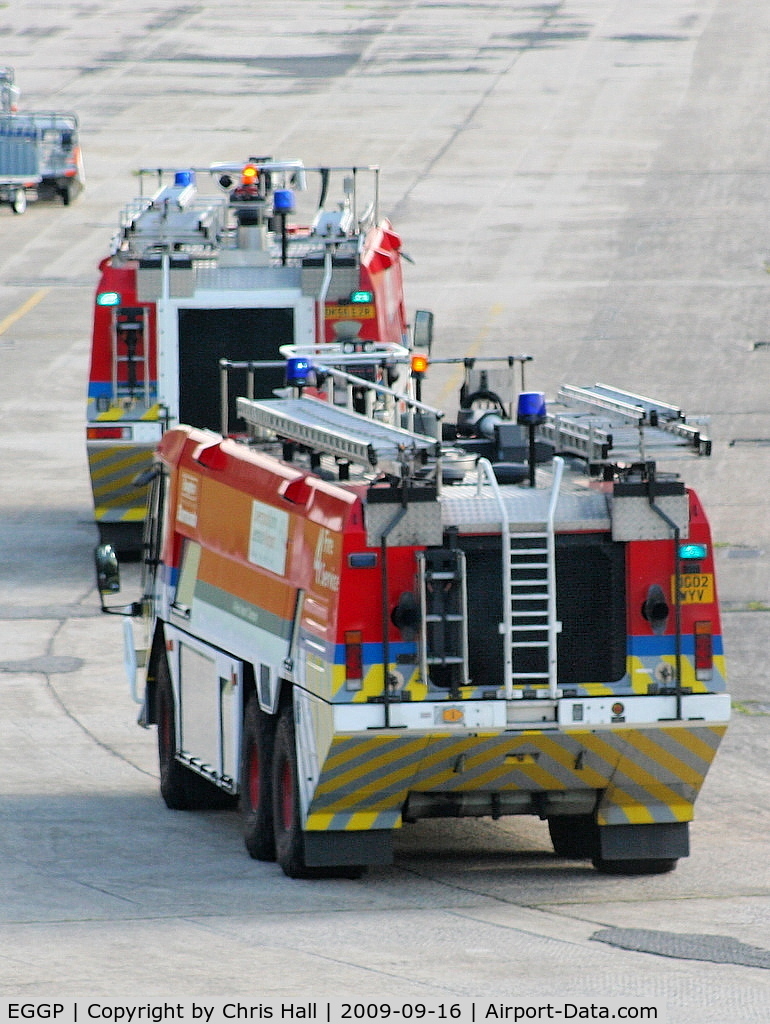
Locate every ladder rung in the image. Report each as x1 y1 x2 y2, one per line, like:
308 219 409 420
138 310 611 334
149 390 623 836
426 571 458 581
425 614 464 622
505 512 556 691
426 656 465 665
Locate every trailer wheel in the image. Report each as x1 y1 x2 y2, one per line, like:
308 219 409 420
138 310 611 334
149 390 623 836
156 654 236 811
240 695 276 861
593 857 678 876
547 814 599 859
11 189 26 214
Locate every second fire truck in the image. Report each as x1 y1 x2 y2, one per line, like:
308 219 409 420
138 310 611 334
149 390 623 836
86 158 424 553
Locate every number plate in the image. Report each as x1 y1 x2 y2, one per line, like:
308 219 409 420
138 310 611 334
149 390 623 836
672 572 714 603
325 303 375 319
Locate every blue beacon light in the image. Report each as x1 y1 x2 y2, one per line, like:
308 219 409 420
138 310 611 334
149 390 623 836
273 189 295 214
286 357 311 387
174 170 196 187
517 392 547 488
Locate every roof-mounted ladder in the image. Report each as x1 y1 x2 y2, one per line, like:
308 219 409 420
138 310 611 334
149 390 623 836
236 395 441 480
539 382 710 465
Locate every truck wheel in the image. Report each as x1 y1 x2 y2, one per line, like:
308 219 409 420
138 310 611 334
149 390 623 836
11 189 26 214
593 857 678 875
272 706 310 878
240 695 276 861
155 654 236 811
548 814 599 859
271 706 364 879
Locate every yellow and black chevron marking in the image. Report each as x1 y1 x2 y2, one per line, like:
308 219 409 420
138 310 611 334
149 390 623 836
87 444 154 522
88 399 164 423
627 653 728 696
303 723 726 832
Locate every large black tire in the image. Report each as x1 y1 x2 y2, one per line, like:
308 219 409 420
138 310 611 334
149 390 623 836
240 695 276 861
271 705 364 879
593 856 678 876
272 706 310 878
155 654 236 811
548 814 599 859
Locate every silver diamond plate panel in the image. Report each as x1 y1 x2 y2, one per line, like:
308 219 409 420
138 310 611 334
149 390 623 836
195 265 302 291
365 500 444 547
610 493 689 541
439 484 611 534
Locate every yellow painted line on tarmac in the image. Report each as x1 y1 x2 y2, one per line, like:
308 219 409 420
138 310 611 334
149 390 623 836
0 288 50 336
437 302 507 405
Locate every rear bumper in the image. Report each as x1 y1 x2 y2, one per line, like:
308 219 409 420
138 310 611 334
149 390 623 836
299 696 729 835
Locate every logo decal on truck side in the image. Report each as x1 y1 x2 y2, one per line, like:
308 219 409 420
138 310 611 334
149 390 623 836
249 500 289 575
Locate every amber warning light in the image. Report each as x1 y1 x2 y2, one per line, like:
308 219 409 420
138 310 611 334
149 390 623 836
411 353 429 377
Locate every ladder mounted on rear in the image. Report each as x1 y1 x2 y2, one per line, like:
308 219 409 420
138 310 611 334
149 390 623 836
462 379 711 703
417 547 470 694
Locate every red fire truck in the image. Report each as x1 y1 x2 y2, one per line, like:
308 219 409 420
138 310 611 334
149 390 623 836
96 350 729 878
86 158 423 553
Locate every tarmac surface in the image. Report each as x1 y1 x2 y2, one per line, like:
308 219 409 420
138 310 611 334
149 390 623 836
0 2 769 1021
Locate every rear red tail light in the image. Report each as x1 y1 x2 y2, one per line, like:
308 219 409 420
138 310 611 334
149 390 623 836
694 620 713 680
345 630 363 690
87 426 132 440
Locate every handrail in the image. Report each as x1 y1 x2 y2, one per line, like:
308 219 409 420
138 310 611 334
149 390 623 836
546 457 564 699
475 458 514 698
475 456 564 700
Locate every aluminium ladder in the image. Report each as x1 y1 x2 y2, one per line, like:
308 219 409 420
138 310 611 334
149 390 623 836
236 394 441 481
539 383 710 465
417 547 470 695
477 457 564 700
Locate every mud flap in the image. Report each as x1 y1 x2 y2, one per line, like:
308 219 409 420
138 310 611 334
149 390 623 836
598 821 689 860
303 829 394 867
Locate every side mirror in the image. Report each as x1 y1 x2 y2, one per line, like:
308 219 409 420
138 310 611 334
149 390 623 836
413 309 434 354
95 543 121 594
94 544 142 616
